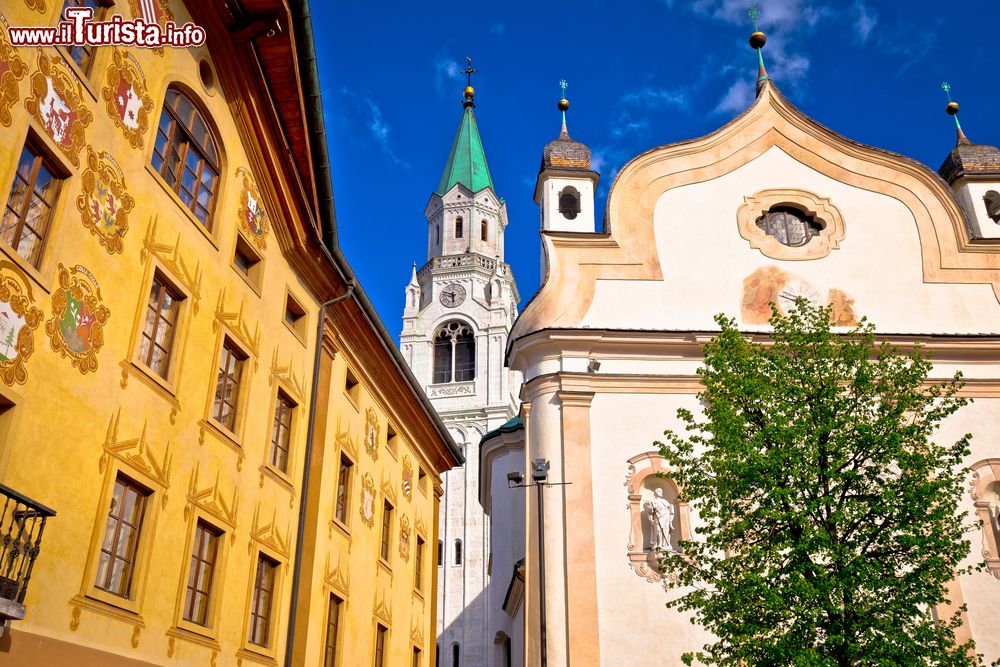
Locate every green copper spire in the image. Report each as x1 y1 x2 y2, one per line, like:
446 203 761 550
436 65 495 195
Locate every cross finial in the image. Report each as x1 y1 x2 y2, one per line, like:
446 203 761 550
941 81 953 101
940 81 969 144
559 79 568 95
749 3 761 31
463 56 478 87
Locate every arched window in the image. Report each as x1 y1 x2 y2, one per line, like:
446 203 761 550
438 540 443 566
152 88 221 227
452 643 460 667
433 321 475 383
558 186 581 220
455 217 463 239
480 220 488 241
453 539 462 565
755 206 823 247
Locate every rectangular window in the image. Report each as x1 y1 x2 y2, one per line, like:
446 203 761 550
380 501 393 562
480 220 487 242
284 294 306 338
415 536 425 591
386 424 399 457
413 646 422 667
374 624 387 667
233 235 262 287
270 391 294 472
138 273 183 379
248 554 278 647
1 143 61 267
183 521 221 626
63 0 107 73
344 367 360 403
213 338 246 432
335 455 352 524
95 475 148 598
324 593 343 667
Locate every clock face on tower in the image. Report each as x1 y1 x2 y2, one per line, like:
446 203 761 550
439 283 467 308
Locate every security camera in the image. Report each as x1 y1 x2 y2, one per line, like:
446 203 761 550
531 458 550 483
587 358 601 373
507 471 524 487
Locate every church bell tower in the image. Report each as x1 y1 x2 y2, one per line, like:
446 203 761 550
399 61 520 667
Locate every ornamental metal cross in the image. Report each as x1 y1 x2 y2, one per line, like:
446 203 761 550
559 79 568 96
463 57 478 87
749 3 761 30
941 81 953 101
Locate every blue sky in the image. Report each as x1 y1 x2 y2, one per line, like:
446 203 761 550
314 1 999 336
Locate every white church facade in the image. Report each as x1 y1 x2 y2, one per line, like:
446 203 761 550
480 40 1000 667
399 82 521 666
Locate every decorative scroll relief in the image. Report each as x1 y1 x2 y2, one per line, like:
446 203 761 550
77 148 134 254
0 16 27 127
741 266 858 327
46 264 110 374
236 167 270 250
737 189 846 261
399 514 411 562
0 262 42 387
25 50 92 167
359 473 376 527
101 49 153 149
624 452 691 590
969 459 1000 580
427 381 474 398
365 407 380 460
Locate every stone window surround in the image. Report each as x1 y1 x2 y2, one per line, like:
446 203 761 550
737 188 846 261
970 458 1000 579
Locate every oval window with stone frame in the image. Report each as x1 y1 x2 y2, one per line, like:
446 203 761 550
755 206 824 247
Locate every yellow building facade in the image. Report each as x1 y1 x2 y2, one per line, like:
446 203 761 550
0 1 458 666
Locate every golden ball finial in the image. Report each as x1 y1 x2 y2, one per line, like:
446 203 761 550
946 101 960 115
558 98 570 112
464 85 475 100
749 30 767 49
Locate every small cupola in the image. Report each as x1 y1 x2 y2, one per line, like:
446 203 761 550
937 83 1000 240
534 81 599 234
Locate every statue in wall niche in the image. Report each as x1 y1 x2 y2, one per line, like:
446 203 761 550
984 190 1000 224
647 488 674 551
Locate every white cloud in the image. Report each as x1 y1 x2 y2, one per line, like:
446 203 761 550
852 0 877 43
691 0 826 28
620 86 686 109
590 151 607 174
713 80 754 115
490 22 505 35
434 57 460 94
339 88 411 169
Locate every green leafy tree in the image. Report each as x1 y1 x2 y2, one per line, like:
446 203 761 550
656 301 979 666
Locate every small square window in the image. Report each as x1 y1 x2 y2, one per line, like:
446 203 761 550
344 367 360 404
417 467 427 495
386 424 399 457
284 293 307 340
233 235 263 289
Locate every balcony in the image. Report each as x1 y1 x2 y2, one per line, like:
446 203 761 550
0 483 55 635
416 253 509 280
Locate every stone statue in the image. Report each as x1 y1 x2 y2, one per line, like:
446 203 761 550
646 488 674 551
985 190 1000 224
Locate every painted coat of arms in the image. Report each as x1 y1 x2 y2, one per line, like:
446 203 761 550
365 407 380 460
0 264 43 386
359 473 376 527
101 49 153 149
237 168 269 249
45 264 110 374
76 148 134 254
0 16 27 127
24 51 92 167
399 514 411 562
402 455 413 500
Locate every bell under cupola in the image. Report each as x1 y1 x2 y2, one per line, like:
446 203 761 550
937 83 1000 240
535 81 599 235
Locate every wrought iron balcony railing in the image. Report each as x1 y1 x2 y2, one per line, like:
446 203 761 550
0 483 55 633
